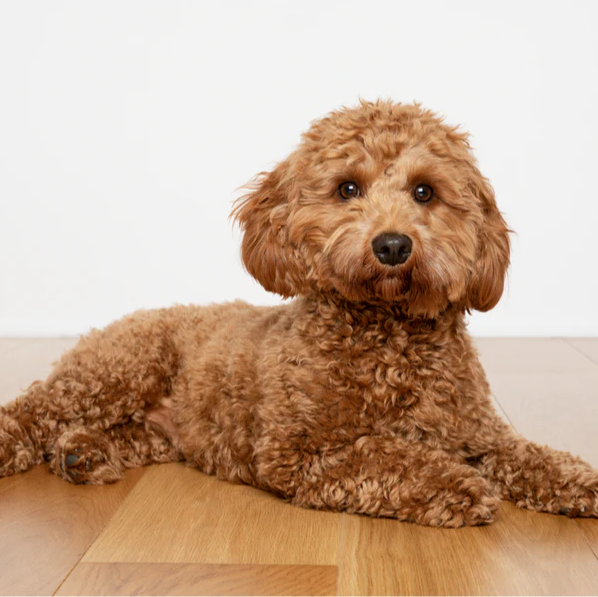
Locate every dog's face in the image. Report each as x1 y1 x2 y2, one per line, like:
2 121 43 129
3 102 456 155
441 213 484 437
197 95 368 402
233 101 510 317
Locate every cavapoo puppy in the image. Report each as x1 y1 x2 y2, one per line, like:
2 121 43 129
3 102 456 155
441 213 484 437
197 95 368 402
1 100 597 528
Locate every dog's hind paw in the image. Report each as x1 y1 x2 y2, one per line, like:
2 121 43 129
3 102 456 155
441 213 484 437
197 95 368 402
50 426 123 484
0 413 39 478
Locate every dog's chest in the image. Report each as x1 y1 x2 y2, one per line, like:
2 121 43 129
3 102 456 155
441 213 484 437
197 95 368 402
294 317 472 438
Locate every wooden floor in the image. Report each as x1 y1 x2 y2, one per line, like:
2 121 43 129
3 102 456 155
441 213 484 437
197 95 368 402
1 338 598 596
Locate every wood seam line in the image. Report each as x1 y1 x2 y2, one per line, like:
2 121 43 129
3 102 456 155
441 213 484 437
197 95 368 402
335 514 346 596
52 550 88 596
574 519 598 565
51 469 147 596
66 562 337 567
561 338 598 367
491 391 515 429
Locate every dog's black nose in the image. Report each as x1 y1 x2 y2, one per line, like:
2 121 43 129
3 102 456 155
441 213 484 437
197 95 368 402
372 233 412 266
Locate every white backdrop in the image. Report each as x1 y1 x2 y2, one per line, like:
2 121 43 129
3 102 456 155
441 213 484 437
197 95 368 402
1 0 597 337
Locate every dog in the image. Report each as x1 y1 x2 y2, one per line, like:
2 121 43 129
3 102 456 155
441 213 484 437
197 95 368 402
1 100 596 527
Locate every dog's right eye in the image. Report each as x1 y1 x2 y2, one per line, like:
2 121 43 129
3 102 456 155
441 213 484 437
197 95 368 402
338 181 360 200
413 184 434 203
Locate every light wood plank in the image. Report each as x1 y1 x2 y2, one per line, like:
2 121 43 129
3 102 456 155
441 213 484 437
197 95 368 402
565 338 598 366
338 501 598 596
476 338 598 467
56 562 337 596
485 370 598 467
83 463 340 566
0 339 29 357
0 338 78 405
475 337 598 375
0 465 143 596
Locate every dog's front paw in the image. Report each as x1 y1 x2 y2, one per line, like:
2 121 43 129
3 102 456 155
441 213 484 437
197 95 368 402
555 482 598 518
517 469 598 518
422 474 501 528
50 426 123 484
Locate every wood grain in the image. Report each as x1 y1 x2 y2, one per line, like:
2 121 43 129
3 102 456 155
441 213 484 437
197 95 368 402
338 501 598 596
56 562 337 596
83 462 341 566
0 465 143 596
1 338 598 596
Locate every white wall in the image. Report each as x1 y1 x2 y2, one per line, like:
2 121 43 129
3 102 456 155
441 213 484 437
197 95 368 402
0 0 597 337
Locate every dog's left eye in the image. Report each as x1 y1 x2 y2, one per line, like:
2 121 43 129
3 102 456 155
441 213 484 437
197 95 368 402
338 181 360 200
413 184 434 203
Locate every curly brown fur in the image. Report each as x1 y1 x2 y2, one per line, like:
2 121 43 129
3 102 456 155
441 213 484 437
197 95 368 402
1 100 597 527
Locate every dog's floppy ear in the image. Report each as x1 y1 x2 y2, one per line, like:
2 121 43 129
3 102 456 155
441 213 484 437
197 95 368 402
467 172 511 312
231 160 298 297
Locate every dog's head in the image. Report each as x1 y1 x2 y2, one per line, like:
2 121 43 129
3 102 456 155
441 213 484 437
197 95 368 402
232 100 510 317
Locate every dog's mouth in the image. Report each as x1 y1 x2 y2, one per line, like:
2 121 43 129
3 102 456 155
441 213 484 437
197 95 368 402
327 264 412 304
326 255 455 317
368 270 412 301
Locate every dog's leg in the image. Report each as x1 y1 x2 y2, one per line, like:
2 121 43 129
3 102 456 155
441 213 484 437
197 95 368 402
48 418 182 485
0 309 180 480
257 437 500 528
475 437 598 517
0 381 55 477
